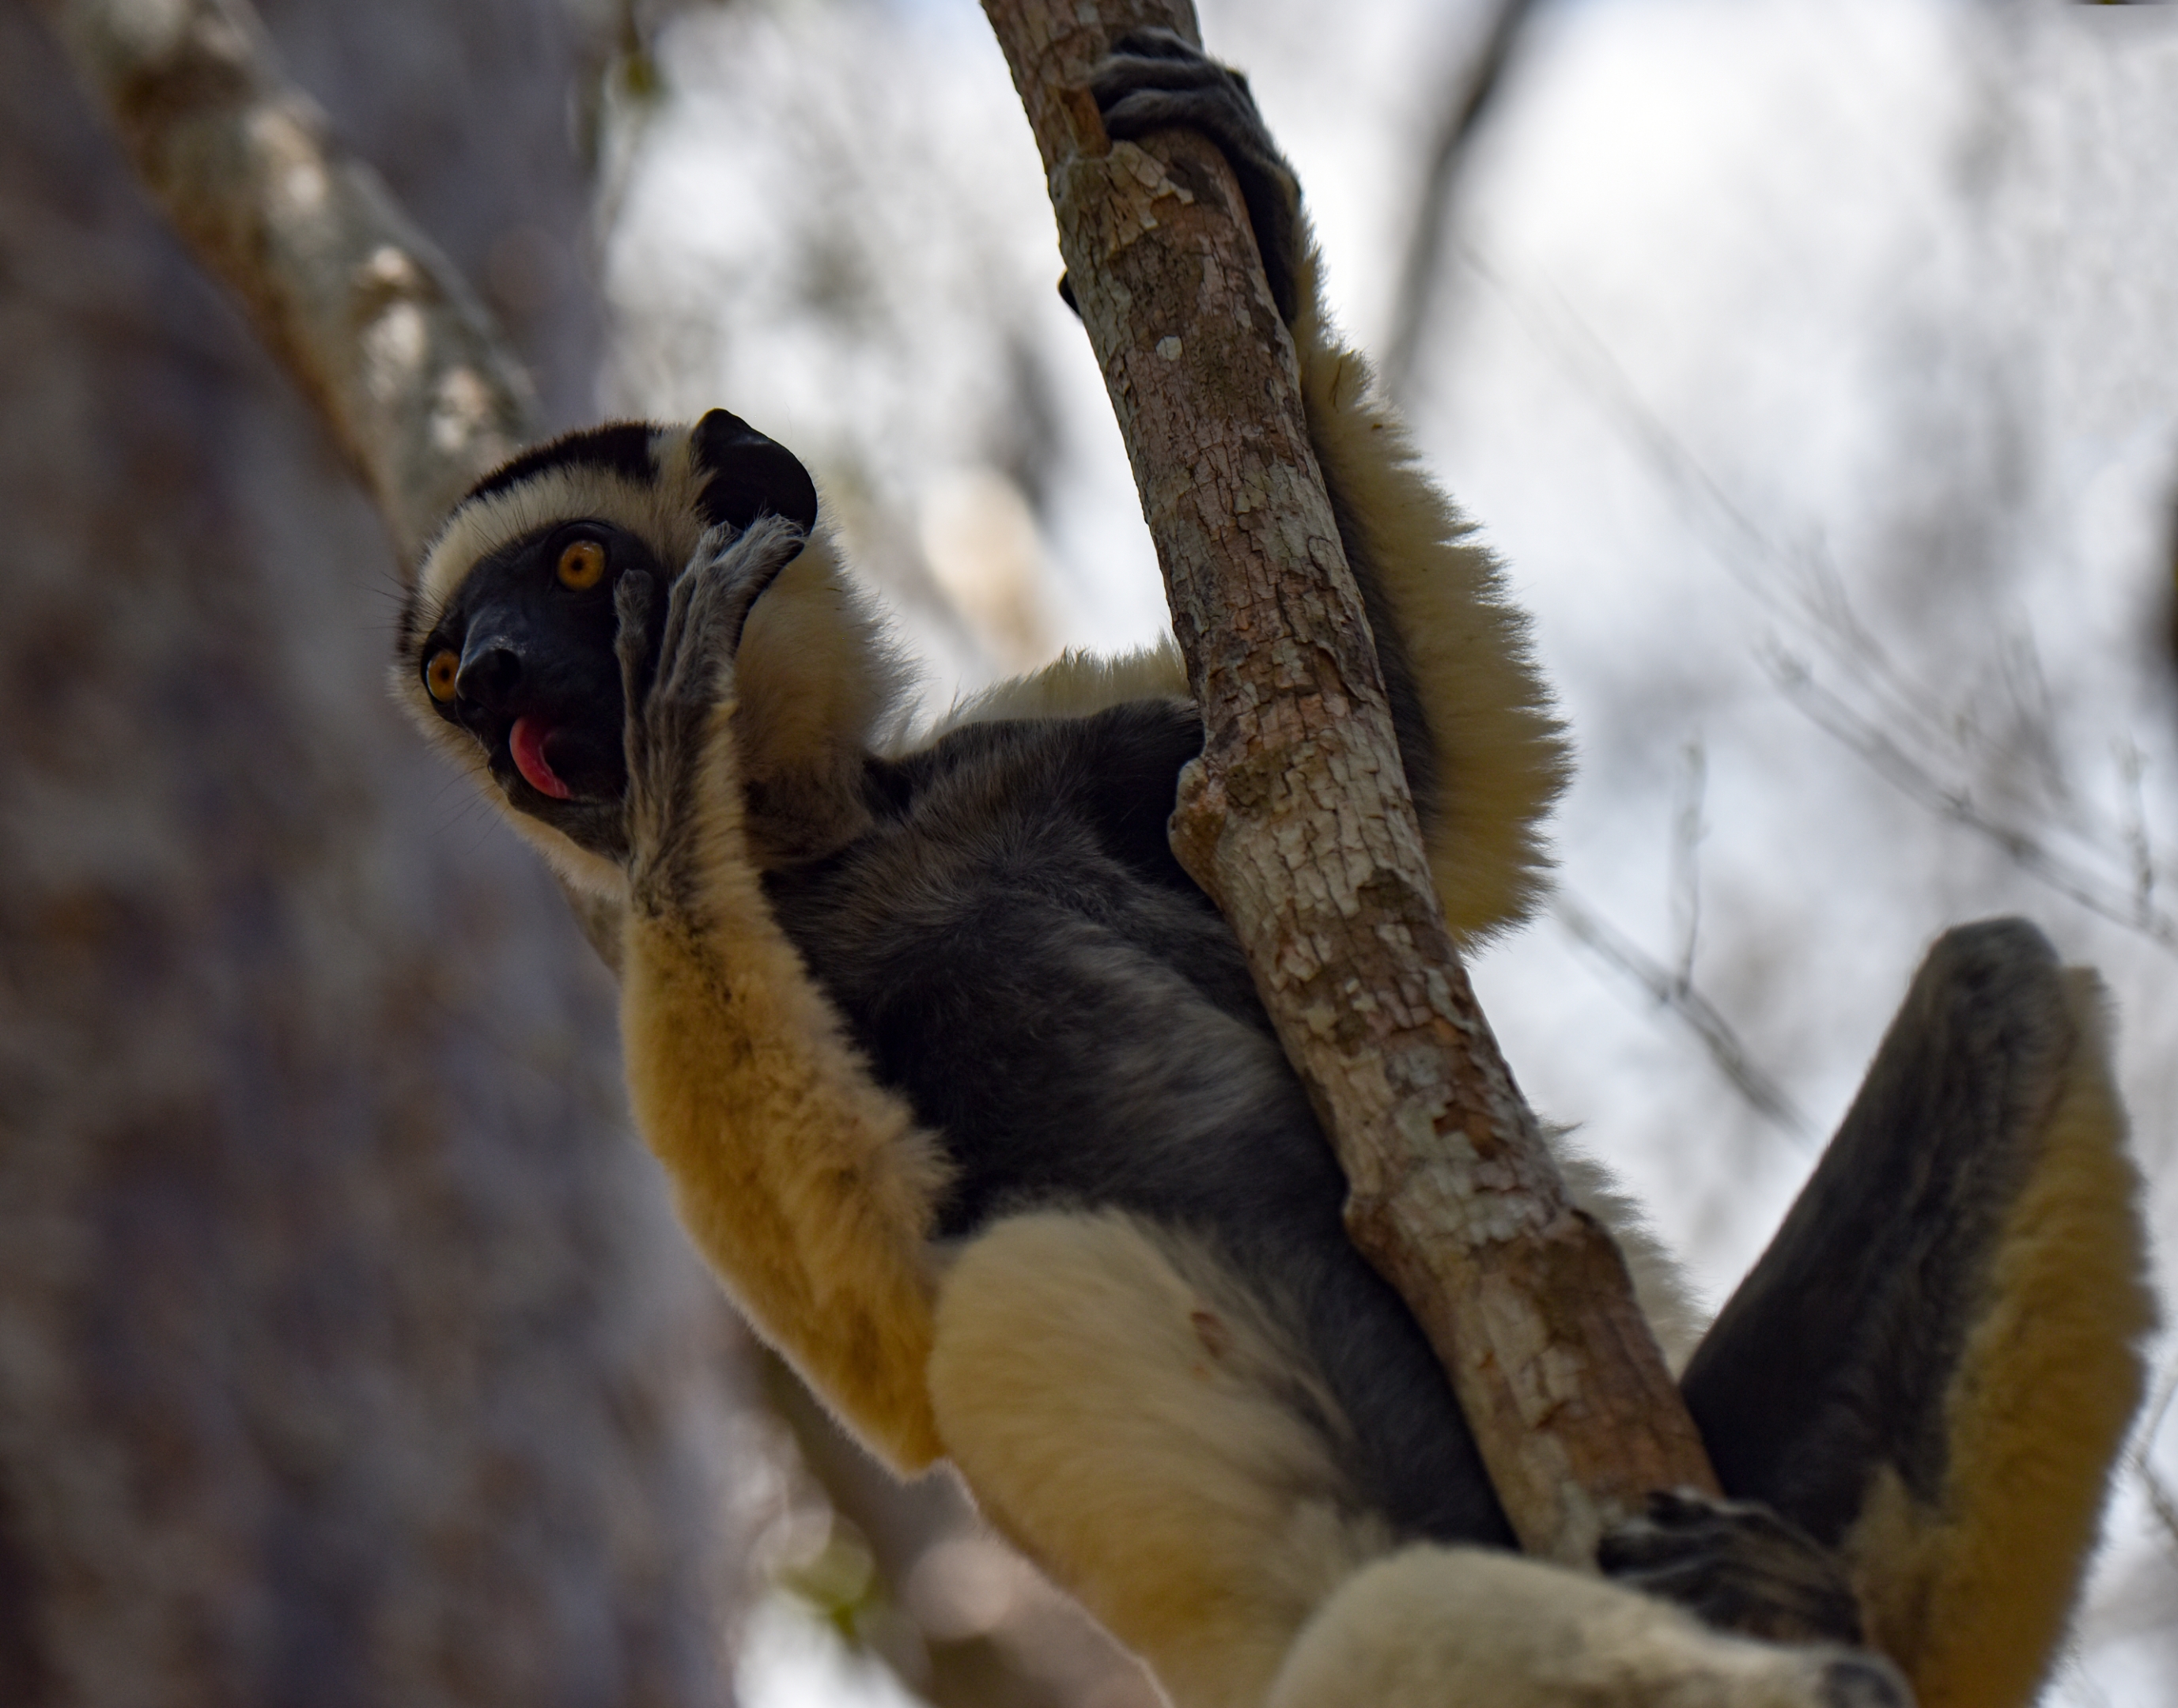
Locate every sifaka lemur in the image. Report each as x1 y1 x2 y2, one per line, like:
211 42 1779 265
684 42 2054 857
394 32 2152 1708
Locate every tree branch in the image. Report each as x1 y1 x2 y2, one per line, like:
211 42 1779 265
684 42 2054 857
37 0 536 563
38 0 620 958
1382 0 1543 397
1553 893 1814 1144
981 0 1718 1565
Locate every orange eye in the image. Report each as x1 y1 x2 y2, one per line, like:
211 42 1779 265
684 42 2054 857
557 538 607 590
425 648 459 703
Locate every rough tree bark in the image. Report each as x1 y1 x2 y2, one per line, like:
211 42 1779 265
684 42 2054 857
981 0 1719 1566
4 2 747 1702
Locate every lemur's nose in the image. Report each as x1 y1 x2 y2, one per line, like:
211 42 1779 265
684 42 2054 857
456 635 523 711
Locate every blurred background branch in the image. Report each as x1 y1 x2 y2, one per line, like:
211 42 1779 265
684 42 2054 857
1551 894 1813 1144
2 1 752 1702
1382 0 1543 398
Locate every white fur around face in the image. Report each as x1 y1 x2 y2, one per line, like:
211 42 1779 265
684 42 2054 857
410 432 710 620
392 433 712 903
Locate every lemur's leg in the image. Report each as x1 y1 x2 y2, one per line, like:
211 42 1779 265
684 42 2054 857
931 1210 1910 1708
1270 1547 1910 1708
612 522 952 1472
1675 919 2153 1708
1090 31 1567 944
927 1209 1393 1708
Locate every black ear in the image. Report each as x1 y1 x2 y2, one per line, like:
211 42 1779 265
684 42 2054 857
690 408 819 535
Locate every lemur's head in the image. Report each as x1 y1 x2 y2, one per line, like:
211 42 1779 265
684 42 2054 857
394 409 817 890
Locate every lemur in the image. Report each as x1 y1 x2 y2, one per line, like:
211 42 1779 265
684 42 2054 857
393 32 2152 1708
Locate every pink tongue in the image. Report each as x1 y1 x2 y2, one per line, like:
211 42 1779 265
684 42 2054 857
510 716 573 799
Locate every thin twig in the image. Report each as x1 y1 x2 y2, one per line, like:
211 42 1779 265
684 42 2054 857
2135 1357 2178 1561
1553 891 1813 1145
1454 248 2177 959
1769 652 2178 955
2118 739 2157 920
1669 738 1707 996
1382 0 1543 398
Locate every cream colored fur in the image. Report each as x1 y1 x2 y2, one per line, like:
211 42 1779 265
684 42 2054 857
925 1209 1879 1708
930 640 1190 738
1557 1146 1702 1371
1289 266 1569 943
724 533 910 867
928 1211 1396 1708
1842 971 2154 1708
1269 1548 1896 1708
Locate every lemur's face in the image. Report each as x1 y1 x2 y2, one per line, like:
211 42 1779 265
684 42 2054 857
414 520 670 853
399 409 819 871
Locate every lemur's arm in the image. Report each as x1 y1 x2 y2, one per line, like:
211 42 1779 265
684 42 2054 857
611 520 951 1473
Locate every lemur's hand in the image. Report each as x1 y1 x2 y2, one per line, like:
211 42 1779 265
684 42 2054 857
614 516 807 916
1600 1489 1870 1649
1064 29 1305 323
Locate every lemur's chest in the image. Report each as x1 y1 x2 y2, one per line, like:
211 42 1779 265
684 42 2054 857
758 703 1324 1238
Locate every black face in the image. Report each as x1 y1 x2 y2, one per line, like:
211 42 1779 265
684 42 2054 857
417 520 671 857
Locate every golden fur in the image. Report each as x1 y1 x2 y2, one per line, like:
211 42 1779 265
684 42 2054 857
1289 263 1568 943
1843 971 2154 1708
618 677 949 1472
929 1211 1395 1708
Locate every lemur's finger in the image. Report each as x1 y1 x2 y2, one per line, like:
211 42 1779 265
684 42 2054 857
710 515 807 655
1814 1656 1911 1708
652 552 709 713
614 569 656 701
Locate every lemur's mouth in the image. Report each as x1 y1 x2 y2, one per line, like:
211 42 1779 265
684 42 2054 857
510 715 575 800
488 709 626 808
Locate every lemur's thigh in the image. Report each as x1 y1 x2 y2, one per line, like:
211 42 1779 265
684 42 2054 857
928 1209 1393 1708
1682 918 2151 1707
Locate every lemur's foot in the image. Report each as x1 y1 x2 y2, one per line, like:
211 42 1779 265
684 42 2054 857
1068 28 1305 321
1806 1656 1914 1708
1269 1543 1912 1708
1600 1489 1867 1648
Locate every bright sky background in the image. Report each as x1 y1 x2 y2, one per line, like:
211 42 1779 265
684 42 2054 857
606 2 2178 1700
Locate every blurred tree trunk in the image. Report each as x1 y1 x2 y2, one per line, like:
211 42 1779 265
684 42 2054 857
0 2 752 1703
